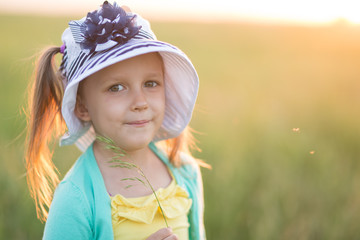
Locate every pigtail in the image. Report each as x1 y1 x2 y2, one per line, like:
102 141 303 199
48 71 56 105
162 127 211 169
25 46 66 222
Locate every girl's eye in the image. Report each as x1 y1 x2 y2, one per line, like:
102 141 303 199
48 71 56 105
109 84 124 92
144 81 158 88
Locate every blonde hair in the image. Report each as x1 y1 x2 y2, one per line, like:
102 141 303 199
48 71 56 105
25 46 207 222
25 46 66 222
161 127 210 168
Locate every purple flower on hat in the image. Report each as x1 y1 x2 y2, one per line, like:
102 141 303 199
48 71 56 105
79 1 141 53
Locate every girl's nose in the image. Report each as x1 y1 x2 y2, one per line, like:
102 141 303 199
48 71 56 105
131 89 148 111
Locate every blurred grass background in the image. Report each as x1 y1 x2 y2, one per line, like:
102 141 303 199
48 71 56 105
1 14 360 239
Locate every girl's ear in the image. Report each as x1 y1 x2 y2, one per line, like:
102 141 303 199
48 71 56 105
74 95 91 122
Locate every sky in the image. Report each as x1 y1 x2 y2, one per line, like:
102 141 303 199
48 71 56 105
1 0 360 25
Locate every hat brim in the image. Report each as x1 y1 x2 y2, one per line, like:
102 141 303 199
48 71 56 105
60 39 199 151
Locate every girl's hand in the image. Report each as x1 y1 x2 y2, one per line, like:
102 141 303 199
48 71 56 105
146 227 178 240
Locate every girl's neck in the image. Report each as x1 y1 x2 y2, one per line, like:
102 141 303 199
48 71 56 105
92 140 172 198
93 140 153 167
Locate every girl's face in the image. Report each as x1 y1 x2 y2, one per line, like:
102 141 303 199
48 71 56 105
75 52 165 152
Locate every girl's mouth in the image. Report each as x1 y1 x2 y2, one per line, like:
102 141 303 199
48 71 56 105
126 120 150 127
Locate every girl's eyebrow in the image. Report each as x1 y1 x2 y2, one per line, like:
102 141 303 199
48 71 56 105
102 75 126 83
105 71 163 81
146 72 163 78
147 69 164 76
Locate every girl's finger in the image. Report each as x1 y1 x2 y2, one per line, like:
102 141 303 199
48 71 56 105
163 233 179 240
146 227 173 240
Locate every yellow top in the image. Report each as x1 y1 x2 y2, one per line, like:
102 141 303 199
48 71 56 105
110 179 192 240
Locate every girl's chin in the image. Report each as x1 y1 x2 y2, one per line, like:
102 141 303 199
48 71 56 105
112 137 154 152
95 128 159 152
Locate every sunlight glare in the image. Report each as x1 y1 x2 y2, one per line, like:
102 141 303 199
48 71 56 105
1 0 360 25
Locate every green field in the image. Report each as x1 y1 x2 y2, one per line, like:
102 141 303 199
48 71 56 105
1 14 360 239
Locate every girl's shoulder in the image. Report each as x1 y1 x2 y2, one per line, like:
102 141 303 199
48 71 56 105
61 144 101 186
44 150 95 239
52 146 96 205
53 144 106 207
59 150 91 186
46 145 113 239
178 152 201 178
150 142 200 178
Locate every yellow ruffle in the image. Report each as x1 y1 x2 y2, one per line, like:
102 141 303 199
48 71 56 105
111 180 192 225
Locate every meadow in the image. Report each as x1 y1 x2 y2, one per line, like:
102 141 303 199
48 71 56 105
1 14 360 239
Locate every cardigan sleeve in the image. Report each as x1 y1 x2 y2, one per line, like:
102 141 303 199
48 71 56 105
178 153 207 240
43 180 93 240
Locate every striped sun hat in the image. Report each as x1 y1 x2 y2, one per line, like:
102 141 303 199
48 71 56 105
59 1 199 151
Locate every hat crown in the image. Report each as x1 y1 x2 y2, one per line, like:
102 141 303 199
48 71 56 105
61 3 156 82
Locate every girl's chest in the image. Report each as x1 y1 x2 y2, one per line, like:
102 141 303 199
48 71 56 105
103 162 173 198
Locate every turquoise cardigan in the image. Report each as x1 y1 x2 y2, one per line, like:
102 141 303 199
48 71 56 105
43 142 206 239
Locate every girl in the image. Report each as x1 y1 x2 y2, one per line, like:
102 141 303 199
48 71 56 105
25 1 207 240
